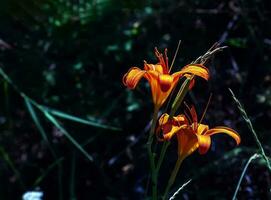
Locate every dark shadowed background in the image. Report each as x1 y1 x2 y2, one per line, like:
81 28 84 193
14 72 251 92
0 0 271 199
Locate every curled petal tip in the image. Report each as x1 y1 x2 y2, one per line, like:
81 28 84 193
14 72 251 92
205 126 241 145
122 67 146 89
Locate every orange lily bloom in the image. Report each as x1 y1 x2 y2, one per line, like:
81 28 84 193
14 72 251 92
122 48 209 110
158 105 241 161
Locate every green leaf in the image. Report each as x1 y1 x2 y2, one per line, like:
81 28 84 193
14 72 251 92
46 107 121 131
33 157 64 186
43 111 93 162
24 98 49 143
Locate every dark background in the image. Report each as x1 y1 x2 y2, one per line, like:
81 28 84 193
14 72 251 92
0 0 271 199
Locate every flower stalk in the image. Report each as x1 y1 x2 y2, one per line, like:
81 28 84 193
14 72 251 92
147 107 159 200
162 156 184 200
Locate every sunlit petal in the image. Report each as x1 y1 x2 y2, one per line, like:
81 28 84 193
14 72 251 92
177 129 198 159
205 126 241 145
122 67 146 89
162 125 186 141
173 64 209 80
196 134 211 154
157 113 188 141
158 74 173 92
144 63 164 74
197 124 209 135
173 115 188 126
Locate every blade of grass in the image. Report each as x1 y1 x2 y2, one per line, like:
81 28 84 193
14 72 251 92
33 157 64 186
0 147 25 189
25 98 63 200
232 153 260 200
43 111 93 162
190 147 258 180
0 66 120 132
169 179 191 200
24 98 49 143
229 88 271 171
45 107 121 131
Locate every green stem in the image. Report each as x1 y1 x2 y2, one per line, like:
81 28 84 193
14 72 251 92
156 141 170 174
162 156 184 200
147 107 159 200
170 77 192 118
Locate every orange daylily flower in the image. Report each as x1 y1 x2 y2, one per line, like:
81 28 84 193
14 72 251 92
123 48 209 109
158 105 241 161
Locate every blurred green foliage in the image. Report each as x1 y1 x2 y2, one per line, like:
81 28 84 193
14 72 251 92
0 0 271 199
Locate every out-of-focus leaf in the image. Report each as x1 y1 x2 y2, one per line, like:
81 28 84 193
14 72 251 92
24 98 49 143
33 157 64 186
45 107 121 131
43 111 93 162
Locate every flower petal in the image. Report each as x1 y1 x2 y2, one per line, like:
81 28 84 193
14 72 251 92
177 129 199 159
161 125 186 141
196 134 211 154
197 124 209 135
123 67 146 89
173 64 209 80
158 74 173 92
157 113 188 141
144 63 164 74
205 126 241 145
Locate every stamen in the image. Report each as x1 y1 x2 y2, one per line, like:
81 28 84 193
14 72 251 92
164 48 169 72
199 93 213 124
184 102 198 131
155 47 160 59
155 47 168 71
184 110 192 124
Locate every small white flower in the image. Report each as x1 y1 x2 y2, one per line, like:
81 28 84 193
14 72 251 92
22 191 43 200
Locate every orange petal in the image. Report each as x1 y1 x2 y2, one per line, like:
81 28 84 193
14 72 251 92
144 70 160 106
205 126 241 145
197 124 209 135
144 63 164 74
158 74 173 92
173 115 188 126
123 67 146 89
173 64 209 80
162 125 186 141
196 134 211 154
177 129 199 159
158 113 170 125
157 113 188 141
